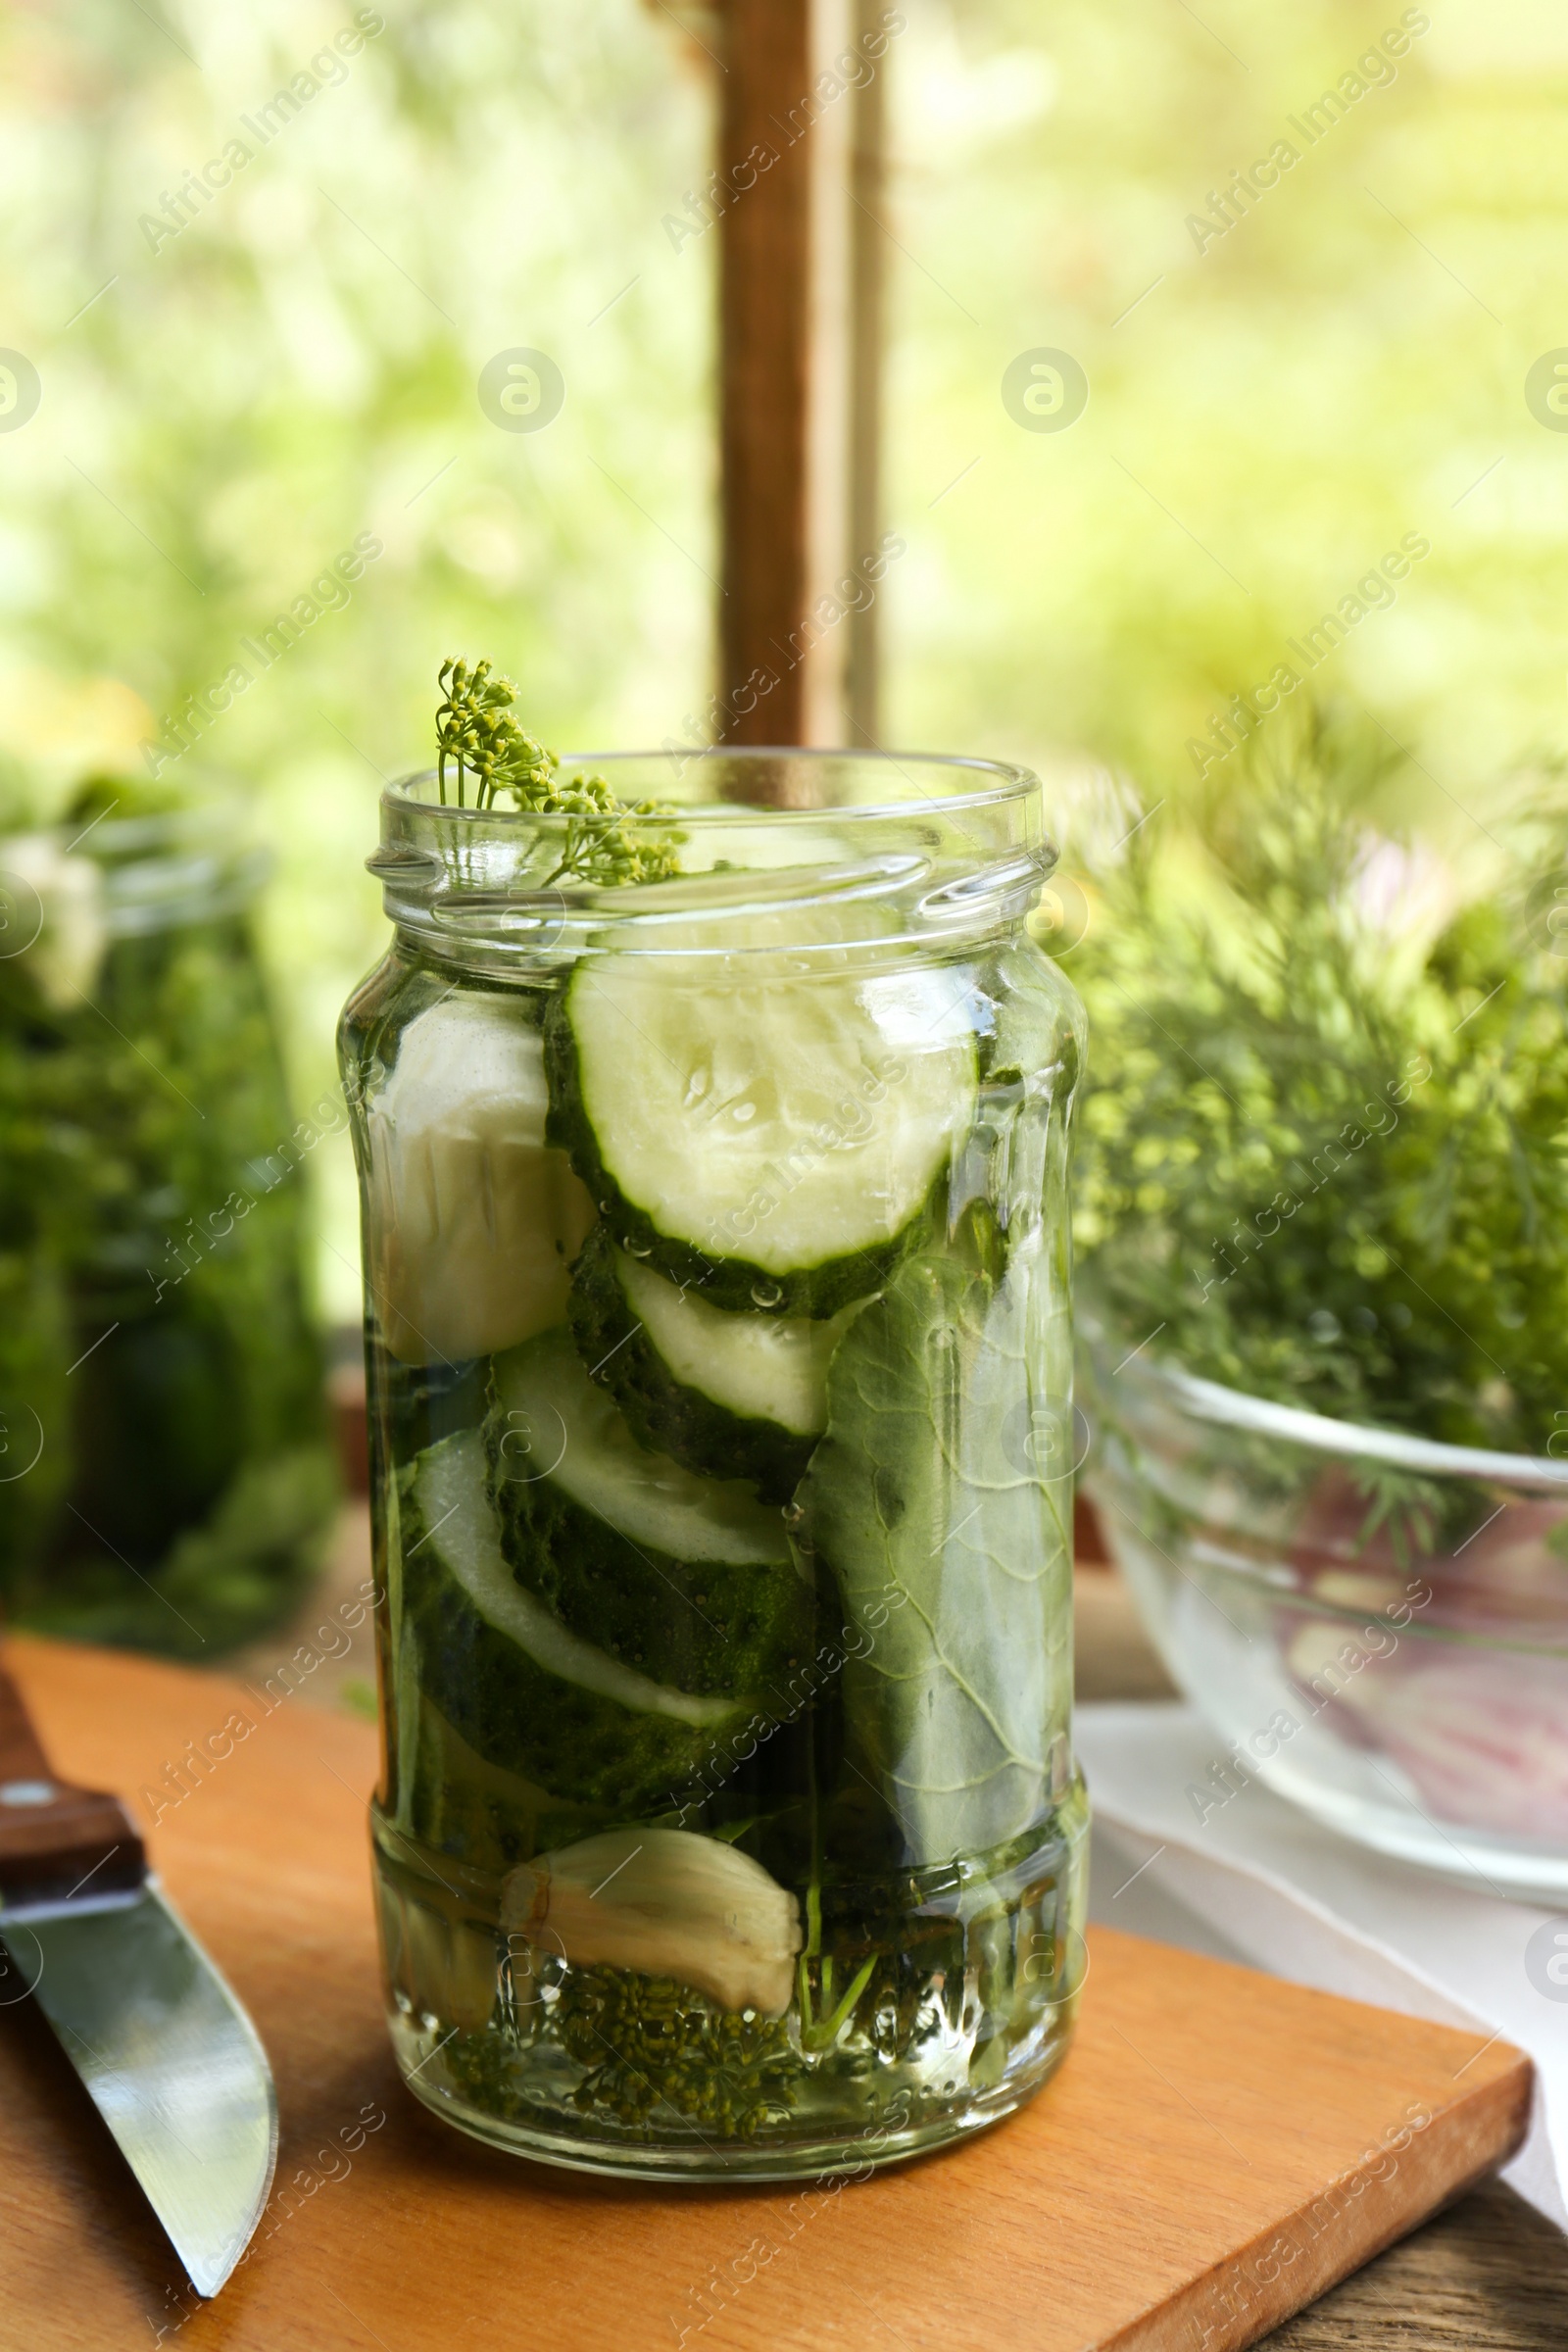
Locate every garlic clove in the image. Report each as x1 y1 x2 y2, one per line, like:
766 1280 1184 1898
503 1827 802 2019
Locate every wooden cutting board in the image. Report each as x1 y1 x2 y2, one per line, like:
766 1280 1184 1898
0 1636 1531 2352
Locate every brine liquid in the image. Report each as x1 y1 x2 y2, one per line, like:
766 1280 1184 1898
373 1790 1087 2179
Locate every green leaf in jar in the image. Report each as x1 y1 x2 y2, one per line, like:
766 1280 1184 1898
798 1245 1072 1867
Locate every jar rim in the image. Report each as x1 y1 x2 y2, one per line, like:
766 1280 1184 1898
384 744 1044 826
373 747 1057 963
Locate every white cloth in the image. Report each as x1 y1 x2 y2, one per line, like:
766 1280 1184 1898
1077 1699 1568 2230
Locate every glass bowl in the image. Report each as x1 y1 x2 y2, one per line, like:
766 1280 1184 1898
1080 1319 1568 1898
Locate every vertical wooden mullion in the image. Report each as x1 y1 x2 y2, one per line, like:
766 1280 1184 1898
845 0 884 748
718 0 815 746
801 0 853 746
717 0 883 750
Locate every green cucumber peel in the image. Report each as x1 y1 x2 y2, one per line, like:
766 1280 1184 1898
401 1429 740 1814
486 1328 811 1699
567 1221 851 1503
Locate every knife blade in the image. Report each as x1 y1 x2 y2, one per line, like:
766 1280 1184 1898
0 1652 277 2296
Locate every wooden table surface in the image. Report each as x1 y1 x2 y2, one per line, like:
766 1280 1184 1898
0 1617 1534 2352
1073 1560 1568 2349
87 1504 1568 2347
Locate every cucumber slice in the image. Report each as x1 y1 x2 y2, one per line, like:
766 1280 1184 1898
401 1429 735 1814
567 1221 858 1501
487 1329 810 1696
367 988 596 1366
546 951 978 1314
614 1246 855 1434
494 1326 788 1561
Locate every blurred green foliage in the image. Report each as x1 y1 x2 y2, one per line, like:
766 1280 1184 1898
886 0 1568 832
0 0 712 1311
3 0 1566 1317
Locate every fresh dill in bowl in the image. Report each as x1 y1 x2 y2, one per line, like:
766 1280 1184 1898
1070 706 1568 1457
1073 708 1568 1893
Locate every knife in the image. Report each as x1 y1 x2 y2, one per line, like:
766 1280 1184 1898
0 1651 277 2296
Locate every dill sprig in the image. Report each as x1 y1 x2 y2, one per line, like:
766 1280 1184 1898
554 1967 799 2138
441 1969 801 2139
433 657 682 887
435 657 555 808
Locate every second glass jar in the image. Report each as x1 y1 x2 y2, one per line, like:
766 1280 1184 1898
341 749 1087 2178
0 785 335 1654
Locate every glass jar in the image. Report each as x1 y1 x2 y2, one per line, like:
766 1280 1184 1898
0 790 337 1654
341 749 1088 2179
1082 1314 1568 1898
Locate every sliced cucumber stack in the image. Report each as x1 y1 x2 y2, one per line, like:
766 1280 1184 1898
400 1429 736 1813
545 949 979 1314
485 1328 811 1698
568 1220 858 1501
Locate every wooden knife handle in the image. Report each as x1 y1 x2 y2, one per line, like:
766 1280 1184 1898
0 1651 146 1910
